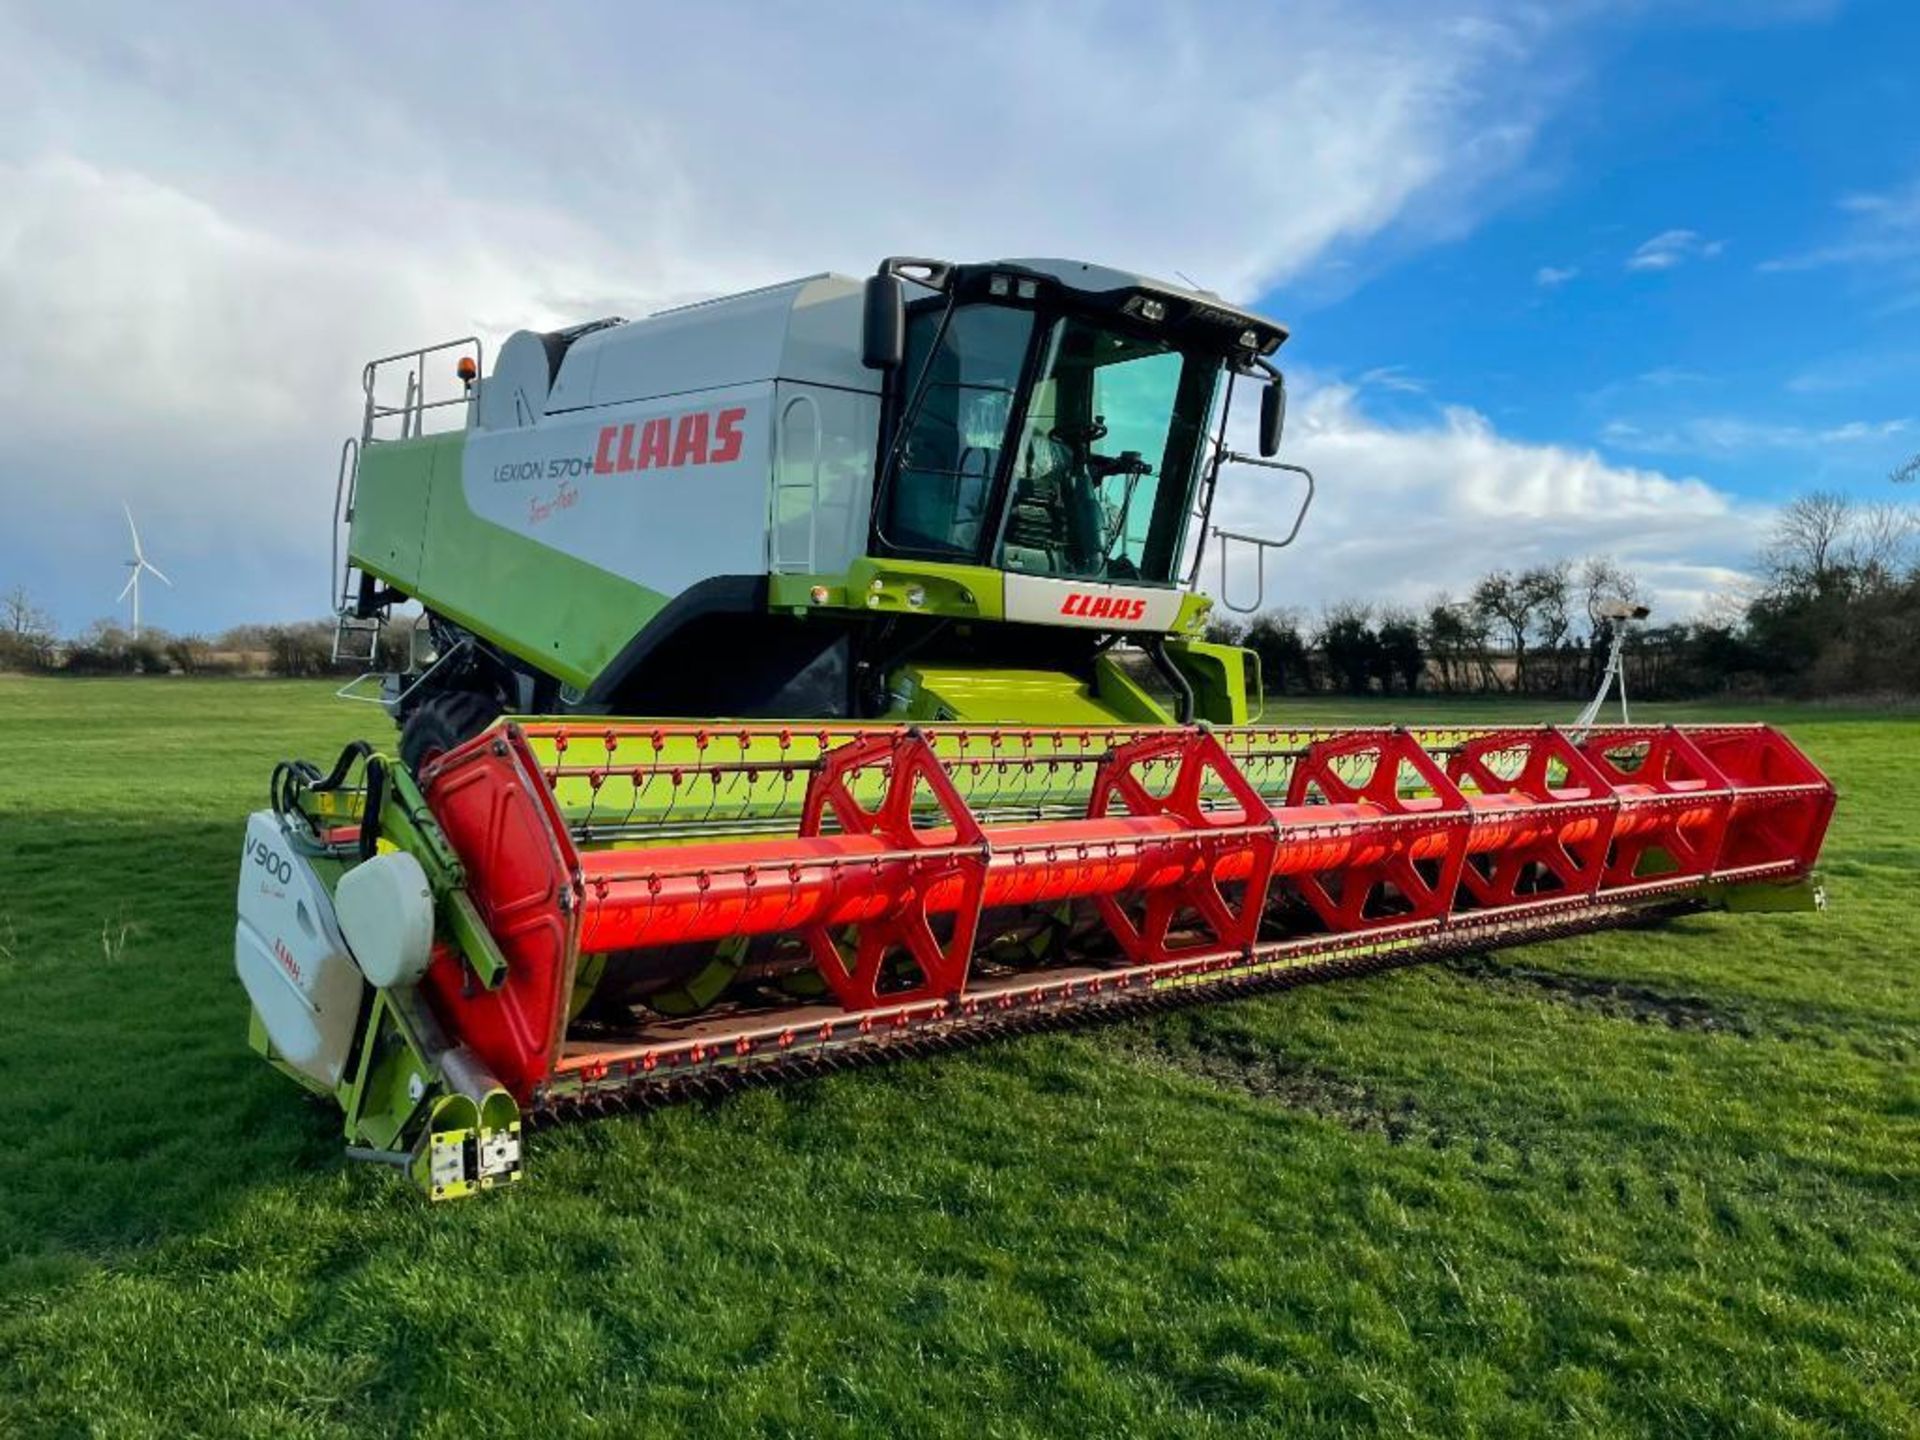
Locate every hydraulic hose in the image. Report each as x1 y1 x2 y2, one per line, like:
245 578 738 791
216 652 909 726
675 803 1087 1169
1146 635 1196 723
268 739 382 857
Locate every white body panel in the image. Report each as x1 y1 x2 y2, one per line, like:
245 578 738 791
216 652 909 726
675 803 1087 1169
463 384 777 593
771 382 882 575
1003 572 1185 630
235 812 365 1089
465 273 882 588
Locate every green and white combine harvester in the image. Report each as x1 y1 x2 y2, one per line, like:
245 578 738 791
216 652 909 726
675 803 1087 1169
240 258 1836 1197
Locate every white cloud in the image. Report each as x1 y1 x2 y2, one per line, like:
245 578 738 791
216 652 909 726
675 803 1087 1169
1635 366 1709 387
1626 229 1725 271
1821 419 1913 443
1534 264 1579 286
1600 415 1910 455
1758 176 1920 274
0 151 619 619
0 155 542 443
1785 350 1920 393
1200 385 1769 619
1357 365 1430 395
1579 365 1716 414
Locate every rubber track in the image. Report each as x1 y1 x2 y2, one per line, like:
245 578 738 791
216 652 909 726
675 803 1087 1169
528 900 1697 1129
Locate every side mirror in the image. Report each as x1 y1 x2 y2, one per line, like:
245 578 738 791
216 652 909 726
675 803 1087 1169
862 272 905 370
1258 375 1286 457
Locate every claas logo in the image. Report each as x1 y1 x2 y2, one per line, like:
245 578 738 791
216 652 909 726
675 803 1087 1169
593 406 747 474
1060 592 1148 621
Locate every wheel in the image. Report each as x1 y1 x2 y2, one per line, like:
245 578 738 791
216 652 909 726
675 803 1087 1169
398 689 503 772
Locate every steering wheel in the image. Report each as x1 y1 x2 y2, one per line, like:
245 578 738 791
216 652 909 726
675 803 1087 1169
1049 417 1109 448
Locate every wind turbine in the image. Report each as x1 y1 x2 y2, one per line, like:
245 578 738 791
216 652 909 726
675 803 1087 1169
118 504 172 638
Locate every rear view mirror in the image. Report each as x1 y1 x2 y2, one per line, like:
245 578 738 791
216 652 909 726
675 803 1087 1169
1259 375 1287 457
862 272 905 370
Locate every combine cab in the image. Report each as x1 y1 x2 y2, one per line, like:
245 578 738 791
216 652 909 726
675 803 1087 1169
245 257 1835 1196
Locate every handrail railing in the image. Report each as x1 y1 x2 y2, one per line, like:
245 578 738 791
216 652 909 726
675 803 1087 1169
1209 455 1315 614
361 336 483 445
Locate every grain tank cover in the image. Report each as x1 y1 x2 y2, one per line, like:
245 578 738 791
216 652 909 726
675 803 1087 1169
533 274 877 418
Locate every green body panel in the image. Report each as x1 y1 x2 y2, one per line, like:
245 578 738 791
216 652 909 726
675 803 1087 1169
770 559 1218 637
340 990 438 1152
350 437 438 589
848 557 1001 620
351 433 669 691
1167 638 1254 725
891 664 1172 724
770 558 1006 621
1171 591 1215 637
1092 653 1177 723
1702 874 1825 913
870 640 1247 727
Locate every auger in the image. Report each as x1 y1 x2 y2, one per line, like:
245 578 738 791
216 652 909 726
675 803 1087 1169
240 257 1835 1196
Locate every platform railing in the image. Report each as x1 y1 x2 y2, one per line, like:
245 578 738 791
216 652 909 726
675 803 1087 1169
360 336 484 446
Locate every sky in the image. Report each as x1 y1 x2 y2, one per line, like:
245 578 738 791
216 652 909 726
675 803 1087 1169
1 0 1915 638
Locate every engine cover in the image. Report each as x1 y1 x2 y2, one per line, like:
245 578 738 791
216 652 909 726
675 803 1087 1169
235 811 365 1089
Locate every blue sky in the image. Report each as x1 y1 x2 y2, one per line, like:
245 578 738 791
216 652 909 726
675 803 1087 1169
1286 2 1918 507
0 0 1914 637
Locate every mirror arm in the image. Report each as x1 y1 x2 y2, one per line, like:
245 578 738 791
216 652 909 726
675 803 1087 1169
875 256 955 292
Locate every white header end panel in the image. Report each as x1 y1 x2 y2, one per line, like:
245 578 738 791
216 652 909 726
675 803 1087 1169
235 812 365 1089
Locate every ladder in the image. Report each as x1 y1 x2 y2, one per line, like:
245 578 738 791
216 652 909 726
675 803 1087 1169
330 435 381 664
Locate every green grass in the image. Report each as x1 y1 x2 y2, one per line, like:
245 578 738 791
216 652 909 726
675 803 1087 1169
0 676 1915 1437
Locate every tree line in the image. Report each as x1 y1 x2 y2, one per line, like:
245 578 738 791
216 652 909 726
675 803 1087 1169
0 604 408 678
1209 484 1917 701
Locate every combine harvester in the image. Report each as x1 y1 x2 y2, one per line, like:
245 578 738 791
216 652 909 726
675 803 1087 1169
241 258 1835 1197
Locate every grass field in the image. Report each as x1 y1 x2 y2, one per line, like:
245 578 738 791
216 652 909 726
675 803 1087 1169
0 676 1915 1437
